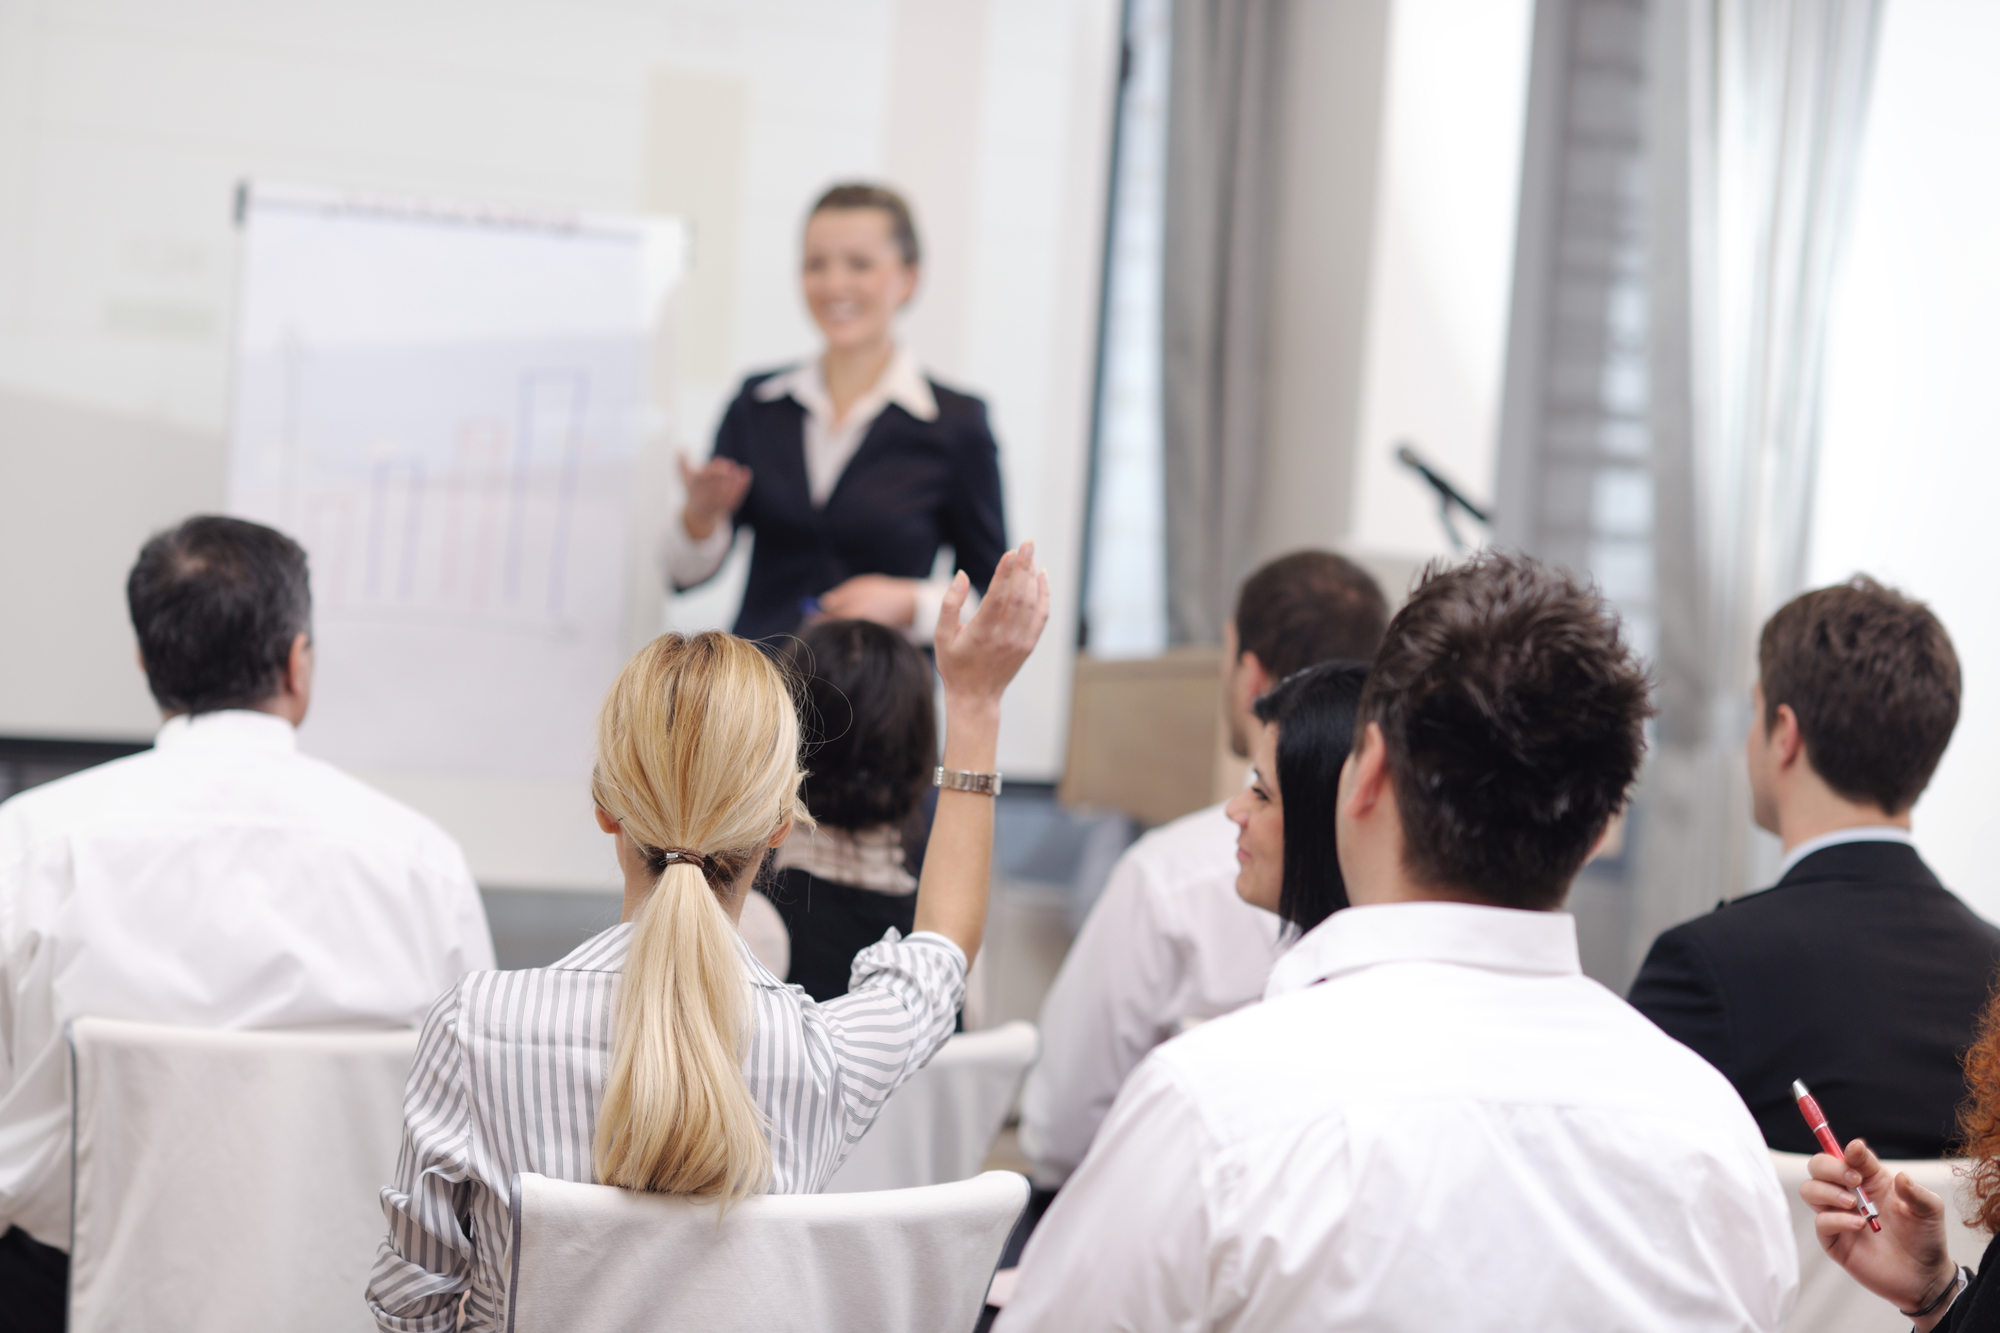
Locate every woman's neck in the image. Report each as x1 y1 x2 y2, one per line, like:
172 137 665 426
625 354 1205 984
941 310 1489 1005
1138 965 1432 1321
820 339 896 425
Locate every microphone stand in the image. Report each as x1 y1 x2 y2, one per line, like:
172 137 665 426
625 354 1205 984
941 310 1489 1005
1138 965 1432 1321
1395 442 1493 554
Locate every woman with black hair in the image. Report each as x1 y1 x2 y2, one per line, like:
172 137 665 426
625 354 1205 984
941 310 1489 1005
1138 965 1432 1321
1224 661 1370 933
767 618 938 1001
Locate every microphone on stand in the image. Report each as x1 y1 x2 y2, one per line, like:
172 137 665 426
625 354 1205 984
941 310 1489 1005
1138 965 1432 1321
1395 443 1492 553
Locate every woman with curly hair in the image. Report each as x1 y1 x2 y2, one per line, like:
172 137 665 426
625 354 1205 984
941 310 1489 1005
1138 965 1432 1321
1804 986 2000 1329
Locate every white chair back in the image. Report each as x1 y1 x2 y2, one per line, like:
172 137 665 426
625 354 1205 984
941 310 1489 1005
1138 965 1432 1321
825 1021 1037 1193
67 1016 417 1333
506 1168 1029 1333
1770 1150 1992 1333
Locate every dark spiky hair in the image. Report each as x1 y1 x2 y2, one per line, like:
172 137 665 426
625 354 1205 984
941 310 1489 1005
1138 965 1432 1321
1359 552 1653 909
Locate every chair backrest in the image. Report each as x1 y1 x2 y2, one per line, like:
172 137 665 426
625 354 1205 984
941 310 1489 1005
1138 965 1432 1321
1769 1150 1993 1333
825 1021 1038 1193
506 1168 1029 1333
67 1016 418 1333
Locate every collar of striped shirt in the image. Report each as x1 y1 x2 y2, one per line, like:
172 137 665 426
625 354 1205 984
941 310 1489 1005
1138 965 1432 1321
554 920 795 991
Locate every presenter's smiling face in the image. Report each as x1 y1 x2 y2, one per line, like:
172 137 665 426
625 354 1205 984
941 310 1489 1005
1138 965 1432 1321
802 208 918 353
1225 722 1285 914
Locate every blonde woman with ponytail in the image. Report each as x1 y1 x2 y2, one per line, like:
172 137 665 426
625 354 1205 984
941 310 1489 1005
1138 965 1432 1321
368 544 1050 1331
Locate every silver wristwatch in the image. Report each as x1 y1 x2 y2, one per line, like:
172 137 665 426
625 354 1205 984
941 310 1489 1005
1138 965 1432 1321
934 766 1003 797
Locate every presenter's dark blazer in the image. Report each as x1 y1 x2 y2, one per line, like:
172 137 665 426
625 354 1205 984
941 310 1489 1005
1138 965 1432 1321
1629 840 2000 1160
701 369 1008 642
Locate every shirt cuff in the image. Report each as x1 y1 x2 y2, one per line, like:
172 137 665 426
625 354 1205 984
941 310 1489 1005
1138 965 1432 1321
907 574 978 647
661 514 734 590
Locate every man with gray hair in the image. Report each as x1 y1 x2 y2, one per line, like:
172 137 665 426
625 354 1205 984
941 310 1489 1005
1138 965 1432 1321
0 516 494 1328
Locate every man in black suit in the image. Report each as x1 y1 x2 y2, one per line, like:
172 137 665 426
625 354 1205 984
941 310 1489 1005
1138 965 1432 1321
1630 577 2000 1160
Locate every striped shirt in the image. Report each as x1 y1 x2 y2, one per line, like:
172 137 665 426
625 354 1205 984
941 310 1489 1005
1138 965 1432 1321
365 923 966 1332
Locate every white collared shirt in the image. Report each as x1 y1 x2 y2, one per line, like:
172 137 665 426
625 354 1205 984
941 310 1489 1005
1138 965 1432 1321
1017 802 1283 1184
999 901 1797 1332
0 709 495 1249
1775 825 1915 881
662 347 960 642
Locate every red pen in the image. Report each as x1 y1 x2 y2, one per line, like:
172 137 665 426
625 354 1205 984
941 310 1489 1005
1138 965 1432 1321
1794 1079 1880 1232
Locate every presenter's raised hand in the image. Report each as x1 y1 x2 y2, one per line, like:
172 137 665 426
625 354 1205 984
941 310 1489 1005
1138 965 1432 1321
934 542 1050 711
1803 1139 1960 1329
679 454 753 540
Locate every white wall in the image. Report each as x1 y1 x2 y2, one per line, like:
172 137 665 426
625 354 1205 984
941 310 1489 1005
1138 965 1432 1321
0 0 1118 883
1809 0 2000 920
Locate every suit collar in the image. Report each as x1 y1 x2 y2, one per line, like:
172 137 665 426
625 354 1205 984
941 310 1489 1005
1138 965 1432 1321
1776 825 1912 880
1773 837 1939 890
753 347 939 424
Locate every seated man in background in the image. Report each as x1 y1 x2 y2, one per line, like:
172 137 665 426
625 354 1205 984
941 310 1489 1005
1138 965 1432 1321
0 516 494 1329
1016 550 1388 1186
1630 576 1998 1160
1000 554 1795 1331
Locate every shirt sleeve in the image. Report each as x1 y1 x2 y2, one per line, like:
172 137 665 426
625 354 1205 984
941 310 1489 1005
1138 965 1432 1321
1017 847 1181 1184
997 1054 1219 1333
660 516 735 592
367 988 477 1333
814 930 967 1159
1627 926 1737 1077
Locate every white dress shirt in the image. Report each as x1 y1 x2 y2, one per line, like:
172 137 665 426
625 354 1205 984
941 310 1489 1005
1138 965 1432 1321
999 901 1797 1332
1017 802 1282 1183
367 923 965 1331
0 709 495 1249
661 347 961 642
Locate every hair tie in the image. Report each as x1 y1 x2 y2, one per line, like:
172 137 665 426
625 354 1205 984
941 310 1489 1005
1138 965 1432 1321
658 847 708 868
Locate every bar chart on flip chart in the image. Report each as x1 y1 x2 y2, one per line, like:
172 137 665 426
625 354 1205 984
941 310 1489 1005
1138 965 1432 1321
229 186 687 790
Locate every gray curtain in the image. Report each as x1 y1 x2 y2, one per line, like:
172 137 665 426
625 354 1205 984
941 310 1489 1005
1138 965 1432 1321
1640 0 1883 944
1160 0 1288 646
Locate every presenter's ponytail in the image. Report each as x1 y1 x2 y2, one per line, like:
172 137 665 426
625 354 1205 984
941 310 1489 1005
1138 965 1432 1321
589 632 810 1202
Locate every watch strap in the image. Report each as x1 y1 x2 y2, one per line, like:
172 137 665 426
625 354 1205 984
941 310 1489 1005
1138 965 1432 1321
934 767 1003 797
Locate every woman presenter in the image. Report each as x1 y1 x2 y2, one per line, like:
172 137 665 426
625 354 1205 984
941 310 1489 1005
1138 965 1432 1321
664 184 1008 641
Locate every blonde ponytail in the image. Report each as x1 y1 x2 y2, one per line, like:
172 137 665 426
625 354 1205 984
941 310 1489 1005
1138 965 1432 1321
590 632 811 1202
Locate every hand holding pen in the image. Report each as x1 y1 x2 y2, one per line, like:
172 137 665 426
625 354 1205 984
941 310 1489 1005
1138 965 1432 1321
1796 1082 1963 1328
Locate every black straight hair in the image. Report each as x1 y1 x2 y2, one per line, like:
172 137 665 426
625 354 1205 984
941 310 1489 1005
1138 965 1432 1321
1251 660 1370 933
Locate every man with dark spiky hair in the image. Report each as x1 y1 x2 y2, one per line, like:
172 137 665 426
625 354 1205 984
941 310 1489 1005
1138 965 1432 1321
1000 553 1796 1332
1631 577 2000 1161
0 516 494 1326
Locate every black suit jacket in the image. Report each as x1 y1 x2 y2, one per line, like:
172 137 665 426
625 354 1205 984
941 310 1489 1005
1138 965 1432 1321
703 370 1008 641
1629 841 2000 1159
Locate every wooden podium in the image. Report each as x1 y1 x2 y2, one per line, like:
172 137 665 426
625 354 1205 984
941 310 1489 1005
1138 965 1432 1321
1058 648 1248 828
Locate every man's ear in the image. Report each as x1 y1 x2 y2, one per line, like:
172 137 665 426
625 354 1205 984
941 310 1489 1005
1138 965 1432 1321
1344 723 1391 818
1770 703 1806 769
1238 650 1274 702
281 632 312 696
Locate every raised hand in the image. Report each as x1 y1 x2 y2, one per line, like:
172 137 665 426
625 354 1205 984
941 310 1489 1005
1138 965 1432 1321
1802 1138 1958 1326
934 542 1050 712
679 454 753 539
